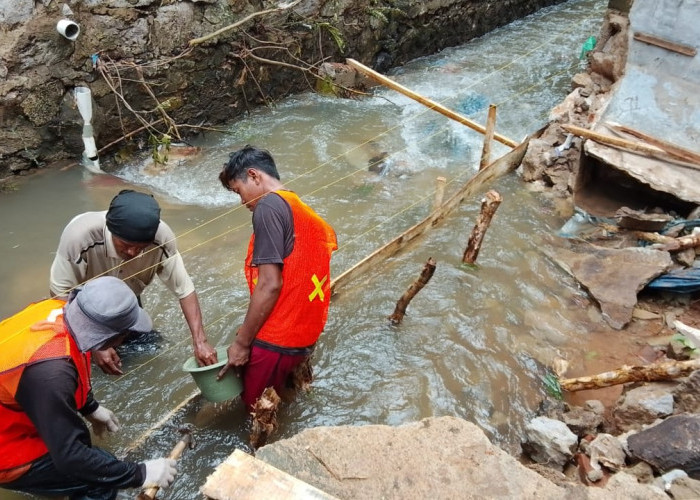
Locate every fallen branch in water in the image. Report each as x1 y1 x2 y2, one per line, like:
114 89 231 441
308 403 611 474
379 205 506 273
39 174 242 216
560 358 700 392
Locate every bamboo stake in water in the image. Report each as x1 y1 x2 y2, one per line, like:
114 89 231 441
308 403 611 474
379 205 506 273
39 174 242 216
479 105 498 170
432 176 447 211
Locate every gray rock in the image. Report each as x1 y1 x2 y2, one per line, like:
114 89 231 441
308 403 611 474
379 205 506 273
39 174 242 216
561 404 604 437
546 241 673 329
256 416 570 499
523 416 578 468
626 461 655 483
0 0 33 26
667 476 700 499
628 414 700 479
674 371 700 414
614 383 675 432
589 433 627 471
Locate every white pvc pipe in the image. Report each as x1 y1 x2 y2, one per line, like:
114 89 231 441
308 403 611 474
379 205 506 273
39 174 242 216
74 87 92 122
74 87 101 172
56 19 80 41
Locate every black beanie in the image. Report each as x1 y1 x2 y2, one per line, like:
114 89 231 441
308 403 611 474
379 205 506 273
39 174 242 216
106 190 161 243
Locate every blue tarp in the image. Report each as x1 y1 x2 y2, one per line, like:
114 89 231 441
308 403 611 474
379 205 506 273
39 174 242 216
647 267 700 294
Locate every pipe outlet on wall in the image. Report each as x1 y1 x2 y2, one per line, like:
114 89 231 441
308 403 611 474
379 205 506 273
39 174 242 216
56 19 80 41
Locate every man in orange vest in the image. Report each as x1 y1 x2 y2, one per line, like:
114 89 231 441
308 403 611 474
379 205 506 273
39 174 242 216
0 276 177 499
217 145 337 411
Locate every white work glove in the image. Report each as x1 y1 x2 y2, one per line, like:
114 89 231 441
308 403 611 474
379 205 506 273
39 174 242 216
143 458 177 489
86 405 120 437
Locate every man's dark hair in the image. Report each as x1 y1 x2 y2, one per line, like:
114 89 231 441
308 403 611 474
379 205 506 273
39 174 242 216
219 145 280 190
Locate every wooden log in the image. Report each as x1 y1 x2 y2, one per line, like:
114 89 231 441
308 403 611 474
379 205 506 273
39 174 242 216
432 176 447 211
563 124 700 171
634 231 676 245
346 58 518 148
462 190 502 265
330 135 532 295
633 31 697 57
388 258 437 325
606 121 700 165
479 104 497 170
559 359 700 392
655 232 700 252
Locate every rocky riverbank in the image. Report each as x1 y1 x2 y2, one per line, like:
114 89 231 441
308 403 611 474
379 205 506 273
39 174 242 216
0 0 565 180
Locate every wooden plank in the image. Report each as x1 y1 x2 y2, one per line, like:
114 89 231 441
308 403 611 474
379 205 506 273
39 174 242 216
633 31 697 57
346 58 519 148
330 136 531 295
201 449 338 500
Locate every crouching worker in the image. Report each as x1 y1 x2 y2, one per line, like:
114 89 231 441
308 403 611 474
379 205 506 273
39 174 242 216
0 276 177 500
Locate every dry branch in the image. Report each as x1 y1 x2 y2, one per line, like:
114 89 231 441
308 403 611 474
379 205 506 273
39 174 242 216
189 0 302 47
389 258 437 325
560 359 700 392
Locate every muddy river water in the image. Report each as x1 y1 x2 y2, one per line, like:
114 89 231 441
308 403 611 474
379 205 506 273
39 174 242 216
0 1 644 498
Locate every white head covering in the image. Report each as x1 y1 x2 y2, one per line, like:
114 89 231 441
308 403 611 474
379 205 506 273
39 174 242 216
63 276 152 352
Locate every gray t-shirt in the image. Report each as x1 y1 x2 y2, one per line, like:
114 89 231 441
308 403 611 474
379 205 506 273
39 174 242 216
251 193 295 266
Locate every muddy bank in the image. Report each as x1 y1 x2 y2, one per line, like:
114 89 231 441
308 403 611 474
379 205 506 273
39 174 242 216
0 0 565 179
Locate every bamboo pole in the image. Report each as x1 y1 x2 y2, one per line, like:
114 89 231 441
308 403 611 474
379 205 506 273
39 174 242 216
560 359 700 392
432 176 447 211
388 258 437 325
606 121 700 165
479 105 497 170
330 136 532 294
346 58 518 148
462 190 502 265
562 124 700 171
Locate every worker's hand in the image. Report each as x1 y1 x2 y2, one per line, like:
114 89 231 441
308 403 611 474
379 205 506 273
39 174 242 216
194 340 217 367
93 347 123 375
143 458 177 489
86 405 120 437
217 340 250 380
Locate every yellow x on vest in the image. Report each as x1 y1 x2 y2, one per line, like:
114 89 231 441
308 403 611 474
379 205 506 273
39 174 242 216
308 274 328 302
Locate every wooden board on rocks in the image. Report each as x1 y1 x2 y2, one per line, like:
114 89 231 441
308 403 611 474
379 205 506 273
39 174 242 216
201 449 338 500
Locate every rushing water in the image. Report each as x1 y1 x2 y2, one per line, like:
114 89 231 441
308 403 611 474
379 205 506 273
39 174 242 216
0 1 617 498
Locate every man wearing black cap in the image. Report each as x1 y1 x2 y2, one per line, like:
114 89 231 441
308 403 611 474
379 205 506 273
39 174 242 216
0 276 177 499
50 189 216 374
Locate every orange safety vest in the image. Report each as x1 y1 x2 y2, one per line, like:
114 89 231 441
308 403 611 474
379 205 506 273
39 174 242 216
245 190 337 348
0 299 92 478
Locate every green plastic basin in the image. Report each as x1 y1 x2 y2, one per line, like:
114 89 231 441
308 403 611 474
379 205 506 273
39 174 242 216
182 346 242 402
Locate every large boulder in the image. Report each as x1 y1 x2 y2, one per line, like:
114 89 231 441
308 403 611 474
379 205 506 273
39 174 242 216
628 414 700 479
